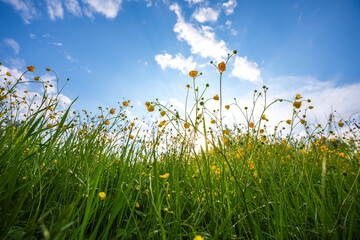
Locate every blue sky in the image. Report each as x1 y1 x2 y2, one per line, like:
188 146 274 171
1 0 360 125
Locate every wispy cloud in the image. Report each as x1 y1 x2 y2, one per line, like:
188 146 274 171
222 0 237 15
185 0 204 5
53 42 63 46
231 56 262 82
169 3 228 61
0 0 37 24
65 0 82 17
3 38 20 54
192 7 220 23
155 53 196 74
83 0 123 19
65 55 78 62
46 0 64 20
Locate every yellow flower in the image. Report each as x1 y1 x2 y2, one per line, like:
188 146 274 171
34 77 40 81
211 119 216 124
22 177 26 180
338 121 344 127
261 115 268 121
130 135 134 139
123 101 130 106
194 235 204 240
184 122 190 129
145 101 151 107
249 164 254 170
160 111 166 117
218 62 226 72
46 123 52 128
46 68 51 71
110 108 115 114
189 70 198 77
286 120 292 125
160 173 170 178
136 202 140 208
300 119 306 124
293 101 302 109
147 105 155 112
6 72 11 76
99 192 106 200
158 120 166 128
27 66 36 72
295 94 302 100
213 94 219 100
104 120 110 125
225 105 230 110
309 106 314 109
78 130 83 135
249 122 254 128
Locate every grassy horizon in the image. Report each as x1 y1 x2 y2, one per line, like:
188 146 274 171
0 57 359 240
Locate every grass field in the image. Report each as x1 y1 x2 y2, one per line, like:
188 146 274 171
0 55 359 240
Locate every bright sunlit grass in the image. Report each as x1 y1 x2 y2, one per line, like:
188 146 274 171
0 55 359 239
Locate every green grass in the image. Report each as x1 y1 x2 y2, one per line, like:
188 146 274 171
0 59 359 239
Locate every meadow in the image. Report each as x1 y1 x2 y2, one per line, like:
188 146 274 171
0 52 359 240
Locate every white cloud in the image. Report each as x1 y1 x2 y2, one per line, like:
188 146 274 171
185 0 204 4
3 38 20 54
0 0 37 24
155 53 197 74
82 0 123 19
193 7 220 23
29 33 36 39
222 0 237 15
46 0 64 20
231 56 262 82
65 55 78 62
53 42 63 46
169 3 229 61
65 0 82 17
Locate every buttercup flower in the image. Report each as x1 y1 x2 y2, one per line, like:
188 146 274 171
286 120 292 125
189 70 198 77
338 121 344 127
249 122 254 128
46 68 51 71
104 120 110 125
194 235 204 240
123 101 130 107
147 105 155 112
110 108 115 114
160 111 166 117
27 66 36 72
293 101 302 109
6 72 11 76
160 173 170 178
218 62 226 72
225 105 230 110
184 122 190 129
295 94 302 100
211 119 216 124
34 77 40 81
213 95 219 100
99 192 106 200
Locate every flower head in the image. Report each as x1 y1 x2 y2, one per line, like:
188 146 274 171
27 66 36 72
295 94 302 100
104 120 110 125
147 105 155 112
6 72 11 76
194 236 204 240
99 192 106 200
225 105 230 110
34 77 40 81
213 94 219 100
123 101 130 107
160 111 166 117
110 108 115 114
249 122 254 128
160 173 170 178
338 121 344 127
286 120 292 125
46 68 51 72
218 62 226 72
293 101 302 109
189 70 198 77
184 122 190 129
